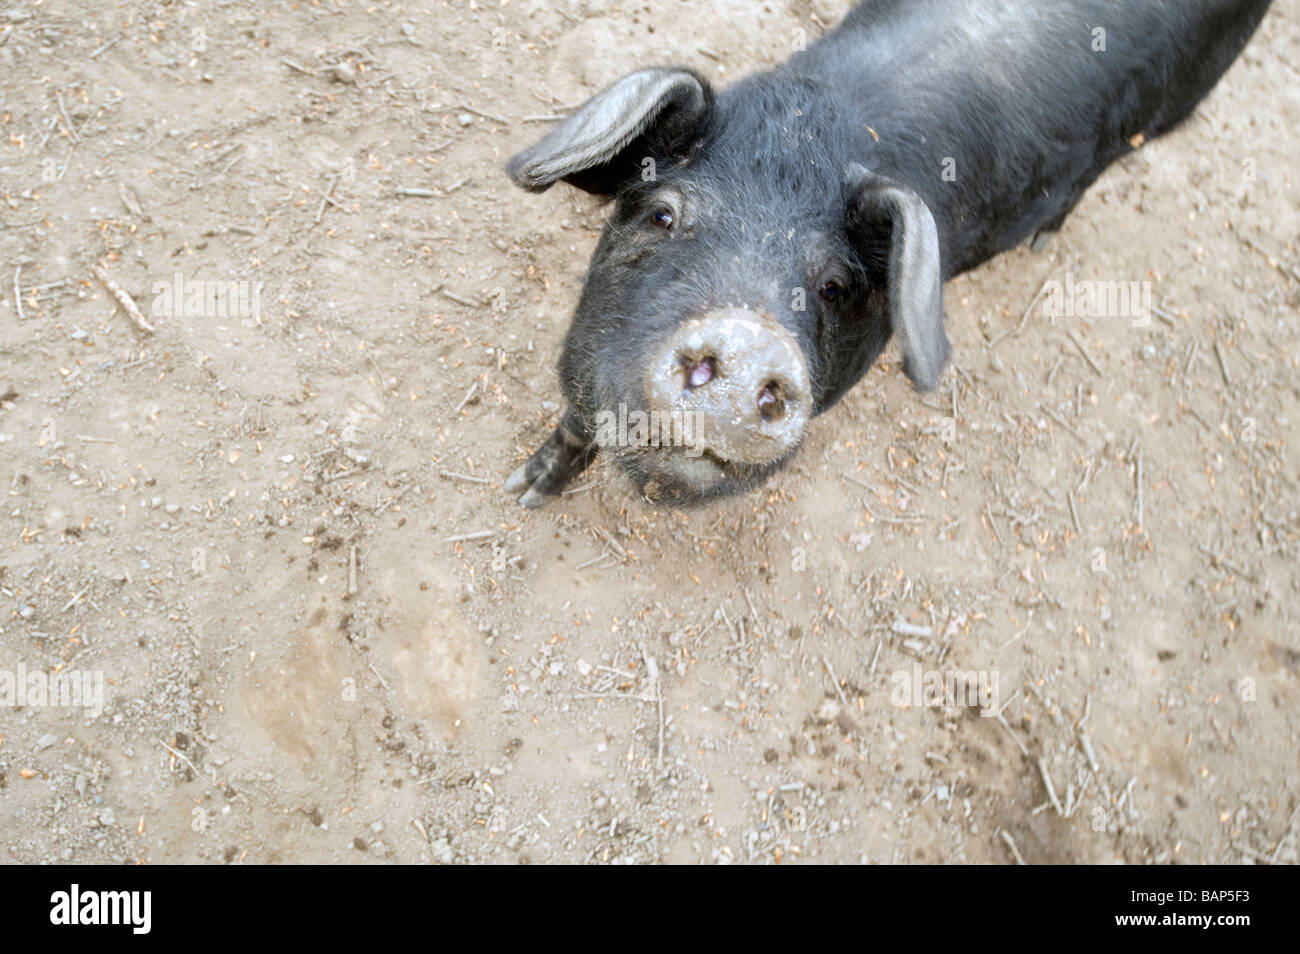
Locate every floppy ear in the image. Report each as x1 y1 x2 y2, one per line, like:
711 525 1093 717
506 68 713 197
844 164 949 391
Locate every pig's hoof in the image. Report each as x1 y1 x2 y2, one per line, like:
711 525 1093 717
504 463 554 509
1026 229 1056 253
506 414 597 508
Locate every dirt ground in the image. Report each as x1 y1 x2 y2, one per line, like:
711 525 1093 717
0 0 1297 865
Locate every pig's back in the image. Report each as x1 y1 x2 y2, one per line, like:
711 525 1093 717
786 0 1271 273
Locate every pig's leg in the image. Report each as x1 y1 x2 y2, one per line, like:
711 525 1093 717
504 409 598 508
1026 208 1071 253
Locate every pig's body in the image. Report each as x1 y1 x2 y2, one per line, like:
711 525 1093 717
787 0 1268 277
504 0 1273 507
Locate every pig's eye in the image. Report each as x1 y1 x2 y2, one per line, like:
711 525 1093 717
818 280 843 302
649 207 675 230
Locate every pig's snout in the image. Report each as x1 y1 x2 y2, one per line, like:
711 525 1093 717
647 309 811 466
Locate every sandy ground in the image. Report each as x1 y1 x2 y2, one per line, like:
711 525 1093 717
0 0 1297 865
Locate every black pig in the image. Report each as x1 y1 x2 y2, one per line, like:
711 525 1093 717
503 0 1272 508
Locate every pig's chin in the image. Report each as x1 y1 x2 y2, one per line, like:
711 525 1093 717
611 444 791 507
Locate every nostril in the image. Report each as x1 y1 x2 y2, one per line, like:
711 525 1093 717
757 380 786 422
682 356 716 390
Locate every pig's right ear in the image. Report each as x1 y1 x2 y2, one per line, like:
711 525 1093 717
506 69 713 197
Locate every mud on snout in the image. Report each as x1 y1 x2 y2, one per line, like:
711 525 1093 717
594 308 812 504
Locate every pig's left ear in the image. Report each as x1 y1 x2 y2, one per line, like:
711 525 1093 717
844 165 950 391
507 68 714 197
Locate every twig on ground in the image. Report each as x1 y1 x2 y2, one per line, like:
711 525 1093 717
444 529 496 543
1038 758 1065 816
91 263 155 333
822 655 850 706
999 829 1027 865
1067 330 1103 376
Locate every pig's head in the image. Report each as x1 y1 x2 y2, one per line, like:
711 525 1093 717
507 68 948 506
